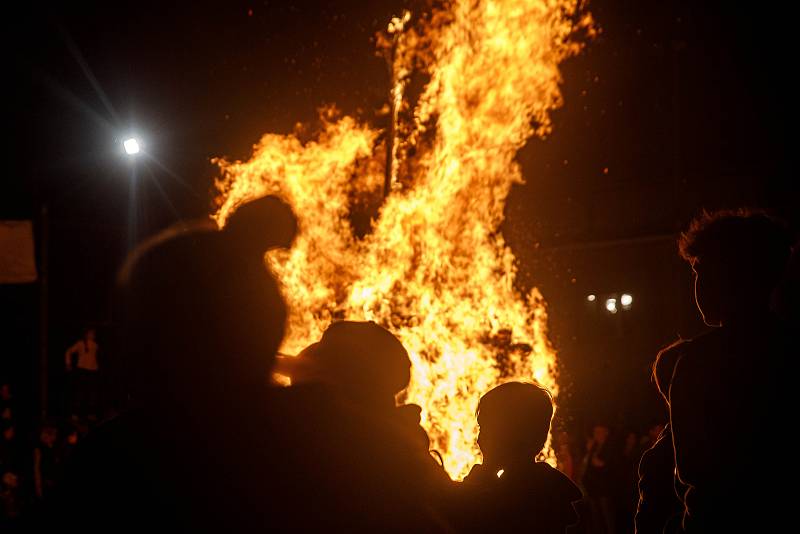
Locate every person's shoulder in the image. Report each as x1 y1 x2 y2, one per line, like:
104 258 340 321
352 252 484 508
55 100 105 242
530 462 583 502
656 329 721 361
667 330 729 403
663 329 724 371
653 338 691 397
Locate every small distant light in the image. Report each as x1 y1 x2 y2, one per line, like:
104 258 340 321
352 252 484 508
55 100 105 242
123 138 141 155
587 294 596 302
496 469 505 478
605 298 618 314
621 293 633 308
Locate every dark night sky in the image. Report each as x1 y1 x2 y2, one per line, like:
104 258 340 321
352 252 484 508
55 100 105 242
2 1 798 428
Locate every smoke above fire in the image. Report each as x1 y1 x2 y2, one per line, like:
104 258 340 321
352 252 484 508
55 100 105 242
213 0 593 480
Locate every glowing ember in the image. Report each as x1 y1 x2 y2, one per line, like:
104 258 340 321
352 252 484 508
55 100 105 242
213 0 592 480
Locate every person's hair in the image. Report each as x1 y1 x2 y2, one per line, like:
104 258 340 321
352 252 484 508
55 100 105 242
477 381 554 456
301 321 411 404
678 209 792 285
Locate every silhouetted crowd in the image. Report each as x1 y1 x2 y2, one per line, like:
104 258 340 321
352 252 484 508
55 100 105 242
0 393 89 525
2 198 796 532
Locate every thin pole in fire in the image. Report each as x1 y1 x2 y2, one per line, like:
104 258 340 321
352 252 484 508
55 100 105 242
383 11 411 199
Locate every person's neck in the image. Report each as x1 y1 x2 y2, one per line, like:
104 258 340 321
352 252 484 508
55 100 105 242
723 307 773 328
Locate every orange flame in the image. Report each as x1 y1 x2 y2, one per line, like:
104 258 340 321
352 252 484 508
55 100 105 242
213 0 592 480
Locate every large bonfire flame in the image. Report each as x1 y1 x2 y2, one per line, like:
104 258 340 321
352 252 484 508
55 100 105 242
213 0 592 480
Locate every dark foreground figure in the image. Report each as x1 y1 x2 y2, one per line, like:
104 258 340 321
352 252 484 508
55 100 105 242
458 382 582 533
637 209 796 533
272 320 453 531
36 197 450 533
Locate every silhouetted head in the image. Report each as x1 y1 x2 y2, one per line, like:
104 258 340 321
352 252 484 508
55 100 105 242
282 321 411 409
85 328 96 343
2 422 14 441
223 195 298 253
117 195 296 407
591 424 610 444
2 472 18 489
647 423 665 443
0 383 9 401
624 431 638 454
476 381 553 469
679 209 792 326
40 425 57 447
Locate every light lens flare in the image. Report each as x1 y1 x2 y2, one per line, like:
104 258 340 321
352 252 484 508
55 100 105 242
123 138 141 155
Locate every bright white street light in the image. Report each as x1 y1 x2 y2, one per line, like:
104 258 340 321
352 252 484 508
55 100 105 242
621 293 633 309
587 294 596 302
123 137 141 155
605 298 618 314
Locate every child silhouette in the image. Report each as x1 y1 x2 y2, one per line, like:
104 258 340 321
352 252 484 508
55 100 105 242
462 382 582 533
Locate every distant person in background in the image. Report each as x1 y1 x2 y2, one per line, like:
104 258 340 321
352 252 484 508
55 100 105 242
640 424 664 454
1 471 24 527
0 422 23 479
33 424 59 501
615 430 640 534
554 430 577 483
0 383 13 422
64 328 100 420
459 382 582 533
59 424 81 466
667 209 794 532
581 423 616 534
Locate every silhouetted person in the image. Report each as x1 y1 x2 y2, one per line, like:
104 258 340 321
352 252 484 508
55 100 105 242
459 382 582 533
1 471 23 527
277 321 437 452
272 320 452 531
33 425 58 502
635 340 686 534
42 195 296 532
58 425 81 465
65 327 100 420
554 430 577 483
0 383 13 422
0 422 24 489
666 210 794 532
